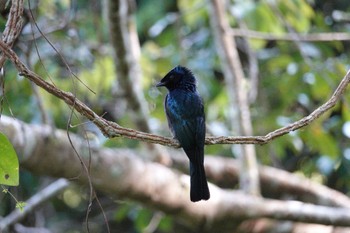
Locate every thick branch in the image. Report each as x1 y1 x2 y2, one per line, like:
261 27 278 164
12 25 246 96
170 153 350 208
208 0 259 194
0 41 349 148
107 0 150 131
107 0 169 164
1 116 350 230
231 28 350 41
0 178 70 231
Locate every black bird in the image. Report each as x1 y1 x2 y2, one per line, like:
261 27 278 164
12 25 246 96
156 66 210 202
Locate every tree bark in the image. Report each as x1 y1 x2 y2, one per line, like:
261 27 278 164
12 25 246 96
107 0 169 164
208 0 260 195
2 115 350 232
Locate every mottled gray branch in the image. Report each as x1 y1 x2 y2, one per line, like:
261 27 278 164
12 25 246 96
1 116 350 230
0 178 70 231
107 0 169 164
170 153 350 208
230 28 350 41
0 0 23 68
208 0 259 195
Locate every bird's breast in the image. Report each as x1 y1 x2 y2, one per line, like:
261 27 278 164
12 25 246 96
166 91 202 118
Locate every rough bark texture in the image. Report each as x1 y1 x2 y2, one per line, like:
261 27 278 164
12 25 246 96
2 116 350 232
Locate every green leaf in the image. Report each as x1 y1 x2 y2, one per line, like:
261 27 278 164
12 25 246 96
135 208 152 231
0 132 19 186
114 204 131 221
16 201 27 212
158 215 173 232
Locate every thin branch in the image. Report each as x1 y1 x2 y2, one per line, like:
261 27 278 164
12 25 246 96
205 68 350 145
20 18 69 41
0 178 70 231
26 2 95 94
237 21 259 103
0 41 349 147
266 1 313 65
21 40 51 125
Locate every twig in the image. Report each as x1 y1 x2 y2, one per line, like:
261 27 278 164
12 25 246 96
0 41 349 147
20 19 68 41
26 1 95 94
266 1 313 65
0 178 70 231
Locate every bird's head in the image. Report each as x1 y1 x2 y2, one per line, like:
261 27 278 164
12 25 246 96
156 66 196 91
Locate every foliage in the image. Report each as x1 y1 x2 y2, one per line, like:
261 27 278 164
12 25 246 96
0 132 19 186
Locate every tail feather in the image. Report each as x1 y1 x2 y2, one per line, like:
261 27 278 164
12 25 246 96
185 146 209 202
190 161 210 202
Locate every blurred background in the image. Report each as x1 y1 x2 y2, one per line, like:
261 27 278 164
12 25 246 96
1 0 350 232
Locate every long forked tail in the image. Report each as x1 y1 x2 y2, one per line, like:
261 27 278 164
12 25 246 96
188 149 210 202
190 161 210 202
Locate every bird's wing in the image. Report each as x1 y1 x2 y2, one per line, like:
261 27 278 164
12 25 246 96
165 93 205 150
195 115 206 149
164 94 176 136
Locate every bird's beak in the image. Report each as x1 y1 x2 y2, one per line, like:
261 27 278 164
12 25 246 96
156 81 165 87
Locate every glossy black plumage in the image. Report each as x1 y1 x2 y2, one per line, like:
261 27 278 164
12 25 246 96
156 66 210 202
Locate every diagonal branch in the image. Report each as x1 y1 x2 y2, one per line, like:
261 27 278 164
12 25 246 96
204 68 350 145
0 178 70 231
0 40 349 147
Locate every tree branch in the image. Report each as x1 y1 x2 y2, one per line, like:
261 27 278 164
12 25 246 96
0 0 23 68
170 153 350 208
107 0 148 128
0 178 70 231
1 116 350 231
208 0 260 195
0 41 349 148
230 28 350 41
258 165 350 208
107 0 169 164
